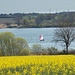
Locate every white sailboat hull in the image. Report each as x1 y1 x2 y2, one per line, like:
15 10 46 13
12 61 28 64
40 39 44 41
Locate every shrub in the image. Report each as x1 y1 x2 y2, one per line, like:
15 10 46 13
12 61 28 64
31 44 43 55
48 47 58 55
0 50 5 56
19 48 30 56
69 49 75 54
32 44 42 52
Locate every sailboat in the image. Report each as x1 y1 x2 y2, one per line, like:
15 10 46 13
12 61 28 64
39 35 44 41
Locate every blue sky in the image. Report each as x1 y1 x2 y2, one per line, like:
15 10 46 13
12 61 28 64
0 0 75 14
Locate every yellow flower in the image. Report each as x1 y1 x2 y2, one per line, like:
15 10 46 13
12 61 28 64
0 55 74 74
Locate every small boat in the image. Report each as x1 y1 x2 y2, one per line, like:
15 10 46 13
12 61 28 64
39 35 44 41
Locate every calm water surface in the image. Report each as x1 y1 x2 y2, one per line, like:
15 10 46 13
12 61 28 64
0 28 75 50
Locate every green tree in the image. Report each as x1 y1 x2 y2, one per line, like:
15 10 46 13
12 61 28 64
35 14 45 25
0 32 16 55
56 13 74 27
16 37 29 54
46 14 54 20
0 32 29 56
23 18 29 27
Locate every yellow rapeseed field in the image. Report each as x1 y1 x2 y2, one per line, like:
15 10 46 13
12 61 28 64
0 55 75 75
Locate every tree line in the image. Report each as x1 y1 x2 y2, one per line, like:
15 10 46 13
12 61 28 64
1 11 75 28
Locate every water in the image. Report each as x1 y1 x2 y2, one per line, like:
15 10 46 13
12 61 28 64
0 28 75 50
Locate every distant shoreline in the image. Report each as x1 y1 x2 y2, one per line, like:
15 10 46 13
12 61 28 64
0 24 75 29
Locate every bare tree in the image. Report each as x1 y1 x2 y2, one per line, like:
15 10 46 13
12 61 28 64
54 27 75 54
